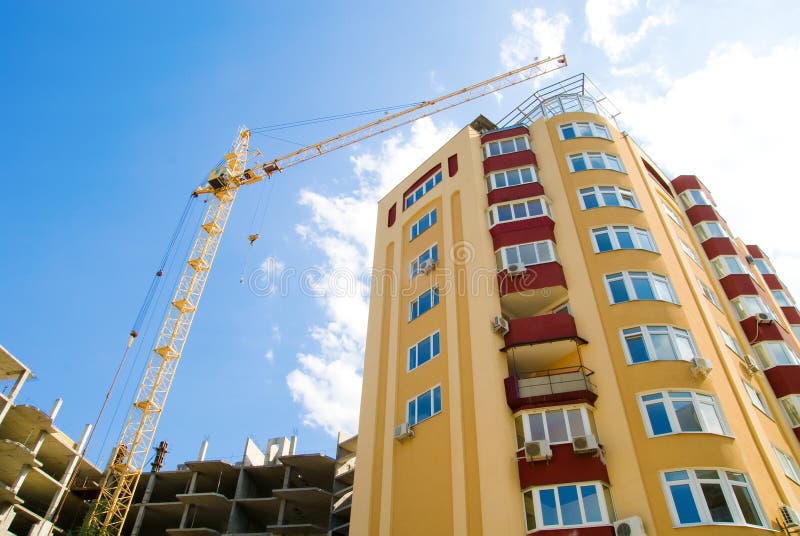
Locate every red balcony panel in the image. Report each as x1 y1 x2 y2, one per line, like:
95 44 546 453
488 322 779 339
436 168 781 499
783 307 800 324
504 375 597 412
481 126 529 144
685 205 720 225
794 428 800 444
701 237 737 259
764 366 800 398
517 443 610 488
763 274 783 290
671 174 703 195
504 312 583 349
491 217 555 249
719 274 759 299
739 316 784 344
498 262 567 297
483 151 537 175
747 245 766 258
487 182 546 205
530 528 613 536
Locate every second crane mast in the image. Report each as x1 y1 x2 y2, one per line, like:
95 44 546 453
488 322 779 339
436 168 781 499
86 54 567 535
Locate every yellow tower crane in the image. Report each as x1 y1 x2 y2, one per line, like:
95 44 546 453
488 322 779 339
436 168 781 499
83 55 567 535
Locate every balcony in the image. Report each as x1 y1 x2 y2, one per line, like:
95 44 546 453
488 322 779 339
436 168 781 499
718 274 759 299
503 312 586 372
498 263 568 315
685 204 719 226
738 315 784 344
764 366 800 398
700 237 737 259
504 366 597 412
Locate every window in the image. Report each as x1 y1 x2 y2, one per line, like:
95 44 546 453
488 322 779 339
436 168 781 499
496 240 557 270
404 171 442 209
485 166 537 191
488 197 548 226
542 94 601 118
679 189 712 209
407 385 442 426
409 287 439 321
772 290 795 307
743 381 772 417
408 332 440 371
591 226 657 253
698 279 722 309
752 258 774 275
579 185 639 210
793 326 800 342
568 152 625 173
606 272 678 304
774 446 800 483
711 256 748 278
694 221 729 242
410 209 437 240
639 391 728 437
621 325 697 364
514 407 594 448
662 469 766 527
681 240 702 265
409 244 438 278
780 395 800 427
523 482 614 532
558 121 611 140
717 326 743 356
754 341 800 368
730 295 773 321
662 202 685 228
483 136 530 158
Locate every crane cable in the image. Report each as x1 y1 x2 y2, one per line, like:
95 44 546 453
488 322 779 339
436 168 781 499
249 101 423 133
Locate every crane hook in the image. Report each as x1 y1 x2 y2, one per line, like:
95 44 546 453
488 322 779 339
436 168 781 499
248 234 260 246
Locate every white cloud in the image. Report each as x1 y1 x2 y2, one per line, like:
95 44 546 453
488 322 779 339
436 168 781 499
264 349 274 362
429 69 444 93
585 0 674 63
500 7 570 71
611 42 800 295
271 325 281 341
287 117 457 436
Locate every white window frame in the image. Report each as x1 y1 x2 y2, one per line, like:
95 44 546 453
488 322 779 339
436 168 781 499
488 197 550 227
485 166 537 191
717 326 743 356
774 446 800 483
638 391 730 438
516 406 594 447
407 331 441 372
605 272 678 305
780 395 800 427
409 244 438 279
754 341 800 368
496 240 557 270
523 482 614 532
409 208 437 241
730 295 774 321
482 135 530 159
681 240 702 265
590 225 657 253
772 289 795 308
679 189 712 210
698 279 722 309
743 381 773 417
621 325 698 364
558 121 611 141
662 202 685 228
694 221 729 242
711 256 749 278
567 152 625 173
404 170 442 209
578 185 640 210
407 384 442 426
409 287 439 321
662 469 767 528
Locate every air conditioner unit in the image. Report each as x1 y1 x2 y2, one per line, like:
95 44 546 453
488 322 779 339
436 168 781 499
756 312 773 324
690 357 713 378
745 255 755 264
524 440 552 462
743 354 760 374
419 258 437 274
613 516 647 536
394 422 414 441
491 316 509 335
780 504 800 527
507 262 526 276
572 434 599 454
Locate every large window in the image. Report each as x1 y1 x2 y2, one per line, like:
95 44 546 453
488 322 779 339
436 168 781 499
409 287 439 321
717 326 743 356
730 295 774 321
681 240 702 265
752 258 774 275
605 272 678 305
711 256 749 278
662 202 685 228
514 407 594 448
408 332 440 372
698 279 722 309
404 170 442 209
488 197 549 226
407 385 442 426
639 391 728 437
780 395 800 427
621 325 697 364
591 225 657 253
694 221 729 242
483 136 530 158
523 482 614 532
662 469 766 527
568 152 625 173
409 244 438 279
774 446 800 483
772 290 795 308
410 209 437 240
743 381 772 417
558 121 611 140
485 166 537 191
679 189 713 209
754 341 800 368
496 240 557 270
793 326 800 342
579 185 639 210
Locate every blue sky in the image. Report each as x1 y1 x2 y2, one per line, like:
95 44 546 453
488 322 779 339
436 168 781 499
2 1 799 468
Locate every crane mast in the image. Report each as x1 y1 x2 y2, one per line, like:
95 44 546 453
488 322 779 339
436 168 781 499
84 55 567 535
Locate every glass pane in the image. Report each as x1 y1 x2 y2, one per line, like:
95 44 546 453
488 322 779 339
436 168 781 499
701 483 734 523
500 139 516 154
535 242 552 262
665 471 689 481
419 292 431 313
673 401 702 432
601 191 619 206
546 410 569 443
513 203 527 218
631 277 656 300
576 123 592 137
733 485 762 526
540 489 559 526
524 490 536 531
489 142 501 156
698 401 724 434
515 138 528 151
408 347 417 369
518 243 537 265
609 278 629 303
495 172 507 188
626 334 650 363
433 386 441 414
588 153 605 169
527 200 544 216
529 413 546 441
417 391 432 422
515 416 525 449
581 485 602 522
571 155 587 172
417 338 431 366
582 192 599 209
567 409 586 437
651 333 677 360
670 484 702 524
595 232 613 252
497 205 513 222
675 336 695 360
621 192 636 208
520 168 534 182
645 402 672 435
432 332 440 357
561 125 576 139
558 486 582 525
654 279 673 301
506 169 521 186
408 400 416 425
616 230 635 249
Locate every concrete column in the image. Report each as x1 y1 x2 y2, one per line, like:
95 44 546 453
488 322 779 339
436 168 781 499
44 424 92 522
0 369 30 427
276 465 291 526
130 473 157 536
0 466 31 531
178 469 199 528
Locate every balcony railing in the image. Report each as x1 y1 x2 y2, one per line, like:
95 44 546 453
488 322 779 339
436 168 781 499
505 366 598 411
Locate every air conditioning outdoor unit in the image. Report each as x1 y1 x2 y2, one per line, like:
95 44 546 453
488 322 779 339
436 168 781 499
491 316 509 335
572 434 599 454
613 516 647 536
524 440 552 462
690 357 713 378
743 354 760 374
507 262 526 276
780 504 800 527
419 258 437 274
756 312 773 324
394 422 414 442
